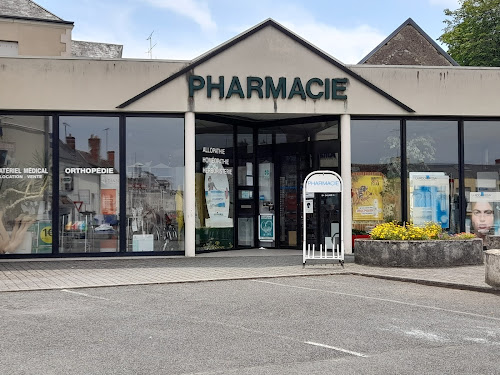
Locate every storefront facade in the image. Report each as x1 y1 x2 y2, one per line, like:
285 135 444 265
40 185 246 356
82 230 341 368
1 19 500 257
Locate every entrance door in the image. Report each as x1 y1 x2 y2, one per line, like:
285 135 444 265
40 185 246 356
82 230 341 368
235 118 340 249
277 154 303 248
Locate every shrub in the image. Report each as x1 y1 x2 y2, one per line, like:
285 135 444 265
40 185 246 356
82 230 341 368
452 232 477 240
369 222 476 241
352 229 369 235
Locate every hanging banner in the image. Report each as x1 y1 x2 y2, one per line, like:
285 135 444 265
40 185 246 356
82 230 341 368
352 172 384 221
204 161 232 227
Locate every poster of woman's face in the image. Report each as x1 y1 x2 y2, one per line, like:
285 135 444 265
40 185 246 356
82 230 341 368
471 201 496 236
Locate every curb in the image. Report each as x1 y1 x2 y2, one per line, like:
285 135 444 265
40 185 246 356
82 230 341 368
347 271 500 295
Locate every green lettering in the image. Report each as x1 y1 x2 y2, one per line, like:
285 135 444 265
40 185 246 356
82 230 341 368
247 77 263 98
324 79 330 99
288 77 306 100
265 77 286 99
226 76 244 98
207 75 224 99
305 78 323 99
332 78 348 100
188 75 205 97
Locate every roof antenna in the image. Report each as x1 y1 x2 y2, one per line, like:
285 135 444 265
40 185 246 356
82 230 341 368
146 31 157 59
62 122 71 138
103 127 110 152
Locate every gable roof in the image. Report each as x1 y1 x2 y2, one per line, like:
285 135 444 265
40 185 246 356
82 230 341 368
0 0 73 25
358 18 458 66
117 18 414 112
72 41 123 59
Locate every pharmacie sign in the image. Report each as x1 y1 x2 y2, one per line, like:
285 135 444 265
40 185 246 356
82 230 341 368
189 75 348 100
305 173 342 193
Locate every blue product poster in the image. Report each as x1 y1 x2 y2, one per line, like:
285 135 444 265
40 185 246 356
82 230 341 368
411 174 450 228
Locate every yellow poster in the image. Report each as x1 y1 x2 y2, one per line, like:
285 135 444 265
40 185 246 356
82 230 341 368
352 172 384 221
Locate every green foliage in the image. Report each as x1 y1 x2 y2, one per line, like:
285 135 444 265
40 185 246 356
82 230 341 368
439 0 500 66
352 229 369 235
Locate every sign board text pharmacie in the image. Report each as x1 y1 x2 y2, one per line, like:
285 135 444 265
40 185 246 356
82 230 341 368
189 75 348 100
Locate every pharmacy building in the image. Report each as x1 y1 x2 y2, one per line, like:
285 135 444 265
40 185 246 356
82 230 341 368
1 2 500 257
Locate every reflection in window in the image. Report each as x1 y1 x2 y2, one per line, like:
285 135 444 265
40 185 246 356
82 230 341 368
351 120 401 233
195 120 234 251
465 121 500 238
407 121 459 233
126 117 184 252
59 117 119 253
0 116 52 254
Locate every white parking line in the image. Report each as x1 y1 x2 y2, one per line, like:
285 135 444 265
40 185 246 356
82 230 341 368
254 280 500 322
305 341 369 357
61 289 110 300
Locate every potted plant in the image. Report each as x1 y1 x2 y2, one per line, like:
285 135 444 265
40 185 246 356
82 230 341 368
352 228 370 250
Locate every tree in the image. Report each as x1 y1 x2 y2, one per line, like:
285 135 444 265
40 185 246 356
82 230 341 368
439 0 500 66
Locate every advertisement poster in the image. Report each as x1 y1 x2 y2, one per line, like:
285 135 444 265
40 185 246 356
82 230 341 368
258 214 274 241
101 189 117 215
101 174 119 216
352 172 384 221
204 162 232 227
468 191 500 236
410 172 449 228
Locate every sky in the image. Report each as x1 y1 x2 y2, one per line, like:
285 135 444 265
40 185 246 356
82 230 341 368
35 0 460 64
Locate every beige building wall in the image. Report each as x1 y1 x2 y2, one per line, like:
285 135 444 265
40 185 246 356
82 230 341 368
0 18 72 57
1 55 500 117
0 25 499 117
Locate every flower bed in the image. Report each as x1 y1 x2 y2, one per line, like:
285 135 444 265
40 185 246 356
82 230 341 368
354 222 484 267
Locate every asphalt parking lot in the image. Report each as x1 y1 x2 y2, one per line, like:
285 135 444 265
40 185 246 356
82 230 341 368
1 274 499 374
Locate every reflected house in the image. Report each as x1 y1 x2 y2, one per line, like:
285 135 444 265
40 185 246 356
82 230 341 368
59 134 117 225
126 161 176 215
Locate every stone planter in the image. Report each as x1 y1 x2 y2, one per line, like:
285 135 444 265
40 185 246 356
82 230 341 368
484 235 500 250
352 234 370 249
484 249 500 288
354 238 483 267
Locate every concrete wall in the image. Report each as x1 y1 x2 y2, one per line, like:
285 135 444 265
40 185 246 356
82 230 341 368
350 65 500 116
0 24 499 117
0 18 72 57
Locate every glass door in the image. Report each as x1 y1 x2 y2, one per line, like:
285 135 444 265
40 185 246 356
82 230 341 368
236 126 255 247
278 154 300 248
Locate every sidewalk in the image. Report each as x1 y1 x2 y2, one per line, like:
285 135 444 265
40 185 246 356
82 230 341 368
0 249 496 294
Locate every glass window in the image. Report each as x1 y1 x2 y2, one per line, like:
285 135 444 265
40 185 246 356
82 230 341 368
59 116 119 253
0 115 52 254
126 117 184 252
407 121 459 233
195 120 234 251
351 120 401 233
464 121 500 238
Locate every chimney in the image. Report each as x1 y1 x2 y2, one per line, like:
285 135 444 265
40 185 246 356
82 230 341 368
107 151 115 168
66 134 76 150
88 135 101 163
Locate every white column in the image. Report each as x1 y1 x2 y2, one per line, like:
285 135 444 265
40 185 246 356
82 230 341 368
340 114 353 254
184 112 196 257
